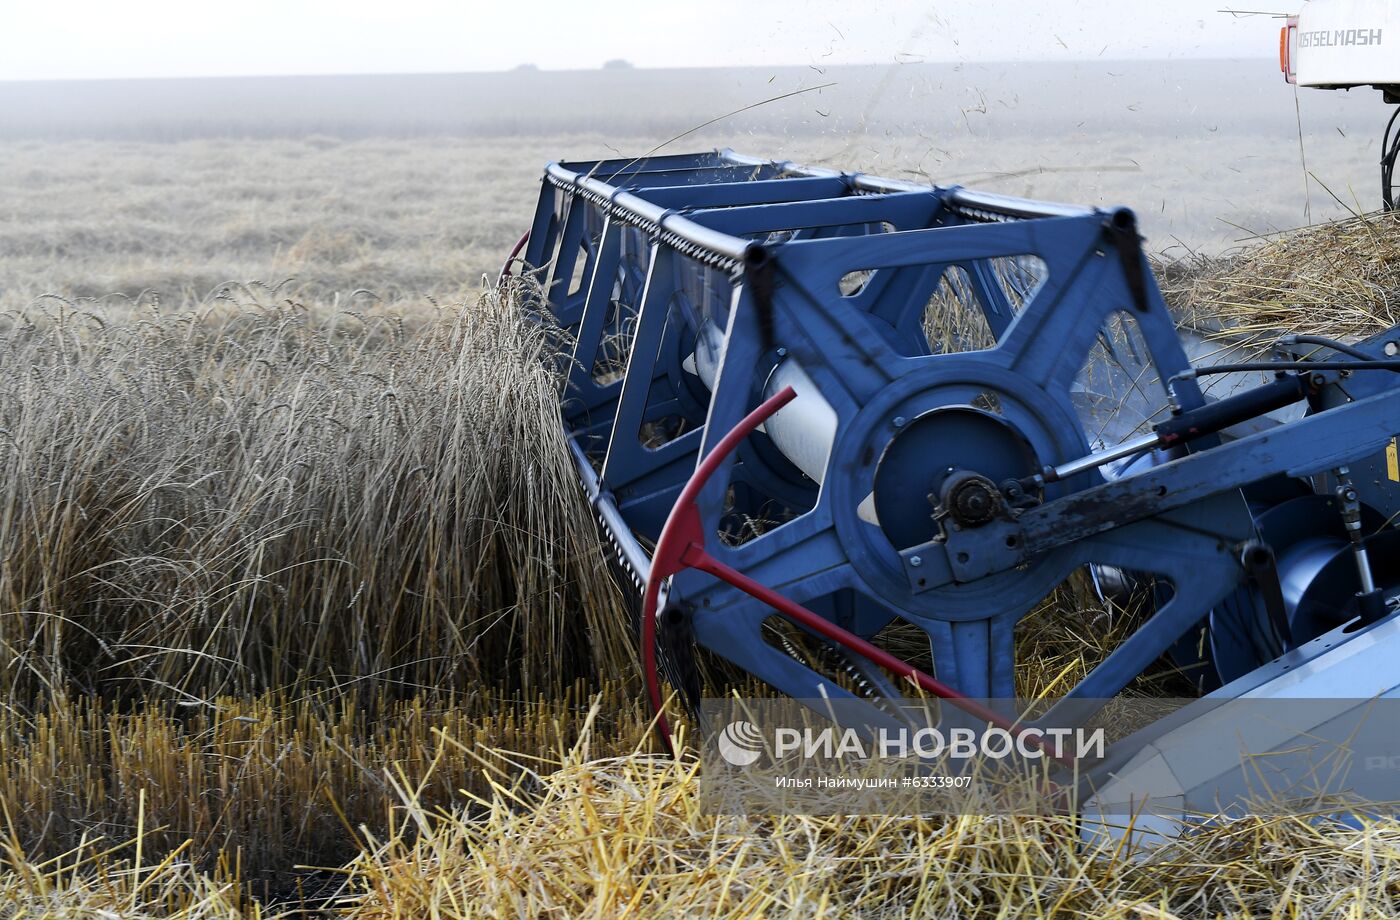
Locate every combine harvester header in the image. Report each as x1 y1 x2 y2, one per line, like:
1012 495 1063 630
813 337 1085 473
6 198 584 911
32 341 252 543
518 137 1400 838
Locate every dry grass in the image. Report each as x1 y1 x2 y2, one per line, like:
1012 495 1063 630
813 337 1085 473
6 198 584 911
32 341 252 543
335 713 1400 919
0 130 1380 319
5 702 1399 918
0 138 531 310
0 683 651 884
0 832 252 919
0 282 656 909
1167 210 1400 341
0 285 632 705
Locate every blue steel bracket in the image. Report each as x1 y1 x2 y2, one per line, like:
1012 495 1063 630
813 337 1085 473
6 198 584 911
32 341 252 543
543 165 977 541
672 204 1246 714
902 383 1400 592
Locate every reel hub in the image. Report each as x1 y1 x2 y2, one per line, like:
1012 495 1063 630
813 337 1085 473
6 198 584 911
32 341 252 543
872 405 1039 548
824 361 1092 629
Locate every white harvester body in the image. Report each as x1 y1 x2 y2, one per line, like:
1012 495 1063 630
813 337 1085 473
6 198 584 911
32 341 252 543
1281 3 1399 209
1282 0 1400 94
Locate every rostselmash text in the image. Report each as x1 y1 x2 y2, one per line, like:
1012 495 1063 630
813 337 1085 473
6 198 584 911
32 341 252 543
1299 28 1383 48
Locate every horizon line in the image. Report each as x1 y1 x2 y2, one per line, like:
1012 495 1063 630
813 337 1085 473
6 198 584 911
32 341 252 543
0 54 1276 85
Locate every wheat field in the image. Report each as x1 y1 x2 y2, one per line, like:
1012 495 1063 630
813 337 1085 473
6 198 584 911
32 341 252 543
1 125 1399 916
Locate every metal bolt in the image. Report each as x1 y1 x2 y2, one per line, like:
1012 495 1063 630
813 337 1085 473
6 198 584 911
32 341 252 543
1386 341 1399 357
909 555 922 567
775 347 788 358
892 416 906 429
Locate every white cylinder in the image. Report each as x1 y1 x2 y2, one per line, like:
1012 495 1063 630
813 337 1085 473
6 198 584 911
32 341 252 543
689 321 838 484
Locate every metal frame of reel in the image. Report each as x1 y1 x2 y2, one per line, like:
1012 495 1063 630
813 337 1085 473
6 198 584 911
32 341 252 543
523 150 1400 738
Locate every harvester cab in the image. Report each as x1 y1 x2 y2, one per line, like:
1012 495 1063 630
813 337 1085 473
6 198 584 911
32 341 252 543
1280 0 1400 208
518 89 1400 841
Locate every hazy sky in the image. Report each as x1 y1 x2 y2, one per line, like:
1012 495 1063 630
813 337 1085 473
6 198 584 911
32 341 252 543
1 0 1280 81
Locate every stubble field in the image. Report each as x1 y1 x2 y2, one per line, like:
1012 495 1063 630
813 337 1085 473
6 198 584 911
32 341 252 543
0 119 1381 315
